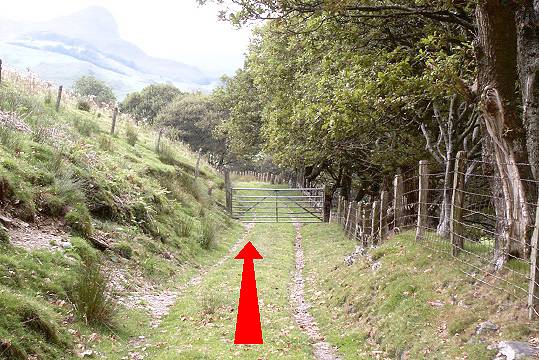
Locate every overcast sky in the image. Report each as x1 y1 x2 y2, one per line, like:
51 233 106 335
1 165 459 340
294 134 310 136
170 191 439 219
1 0 252 77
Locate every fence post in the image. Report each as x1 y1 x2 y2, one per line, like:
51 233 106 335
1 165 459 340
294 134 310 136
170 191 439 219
224 168 232 215
354 202 363 242
529 205 539 320
55 85 63 112
393 173 404 229
322 185 330 222
416 160 429 240
110 106 118 135
195 148 202 180
371 200 380 245
345 201 353 234
362 204 369 246
380 190 389 241
450 151 467 256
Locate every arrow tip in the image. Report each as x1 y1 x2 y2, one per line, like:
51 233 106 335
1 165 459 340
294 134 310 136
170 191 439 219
235 241 263 260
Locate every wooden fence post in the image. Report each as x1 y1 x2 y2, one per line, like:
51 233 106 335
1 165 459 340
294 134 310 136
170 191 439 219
322 185 330 222
450 151 467 256
110 106 118 135
345 201 353 234
529 204 539 320
55 85 63 112
354 202 363 242
379 190 389 241
394 173 404 229
195 148 202 180
224 168 232 215
371 200 380 245
362 204 369 246
416 160 429 240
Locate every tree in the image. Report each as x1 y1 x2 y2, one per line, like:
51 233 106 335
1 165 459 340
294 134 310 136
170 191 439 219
72 75 116 105
121 84 183 124
155 93 226 161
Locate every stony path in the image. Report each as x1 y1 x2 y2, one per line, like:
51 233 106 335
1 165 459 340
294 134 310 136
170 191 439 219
125 223 254 359
292 222 341 360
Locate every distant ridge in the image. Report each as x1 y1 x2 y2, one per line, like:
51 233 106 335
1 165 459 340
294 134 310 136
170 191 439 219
0 6 218 98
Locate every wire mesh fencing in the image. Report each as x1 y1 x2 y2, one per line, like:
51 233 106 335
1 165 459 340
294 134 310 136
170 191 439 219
330 152 539 320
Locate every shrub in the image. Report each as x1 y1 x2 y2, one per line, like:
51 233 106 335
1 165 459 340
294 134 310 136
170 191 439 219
157 142 177 165
65 204 93 238
76 100 91 112
0 225 9 244
125 123 138 146
113 242 133 259
70 257 115 325
98 135 114 152
73 115 100 137
198 216 216 250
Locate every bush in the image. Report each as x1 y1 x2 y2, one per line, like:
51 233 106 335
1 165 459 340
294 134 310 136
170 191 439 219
70 257 115 325
65 204 93 238
198 216 216 249
125 124 138 146
113 242 133 259
76 100 91 112
73 115 100 137
157 141 176 165
98 135 114 152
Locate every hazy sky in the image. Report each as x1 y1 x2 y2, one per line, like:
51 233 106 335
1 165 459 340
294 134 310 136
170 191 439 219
1 0 252 76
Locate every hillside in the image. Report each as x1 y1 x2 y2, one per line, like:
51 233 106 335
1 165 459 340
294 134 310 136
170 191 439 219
0 6 217 98
0 71 238 359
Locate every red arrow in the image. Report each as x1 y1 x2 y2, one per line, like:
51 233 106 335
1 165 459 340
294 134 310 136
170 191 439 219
234 241 264 344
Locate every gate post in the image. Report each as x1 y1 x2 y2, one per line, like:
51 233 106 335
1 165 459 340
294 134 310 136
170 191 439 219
322 185 330 222
224 168 232 215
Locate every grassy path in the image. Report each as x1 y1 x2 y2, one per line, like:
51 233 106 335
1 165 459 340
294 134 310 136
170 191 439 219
144 223 314 359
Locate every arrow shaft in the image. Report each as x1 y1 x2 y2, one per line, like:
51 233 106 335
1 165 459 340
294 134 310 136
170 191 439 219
234 259 263 344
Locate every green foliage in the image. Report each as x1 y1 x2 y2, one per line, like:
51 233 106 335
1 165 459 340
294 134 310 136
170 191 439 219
70 257 115 326
156 93 225 155
125 123 138 146
76 100 91 112
198 215 216 249
121 84 183 124
72 113 100 137
72 75 116 105
98 134 114 152
65 204 94 238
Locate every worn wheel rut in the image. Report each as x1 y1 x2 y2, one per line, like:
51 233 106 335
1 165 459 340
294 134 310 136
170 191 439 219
292 222 341 360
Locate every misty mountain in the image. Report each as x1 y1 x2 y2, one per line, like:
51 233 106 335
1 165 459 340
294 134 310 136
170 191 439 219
0 6 218 99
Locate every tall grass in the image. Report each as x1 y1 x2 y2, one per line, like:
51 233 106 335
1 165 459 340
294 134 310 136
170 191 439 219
70 256 115 326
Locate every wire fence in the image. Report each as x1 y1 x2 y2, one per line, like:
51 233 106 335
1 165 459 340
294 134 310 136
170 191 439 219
330 152 539 320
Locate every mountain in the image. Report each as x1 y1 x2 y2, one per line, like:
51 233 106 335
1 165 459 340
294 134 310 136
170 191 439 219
0 7 218 99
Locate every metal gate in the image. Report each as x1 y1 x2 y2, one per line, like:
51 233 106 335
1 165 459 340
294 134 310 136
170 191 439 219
230 187 325 223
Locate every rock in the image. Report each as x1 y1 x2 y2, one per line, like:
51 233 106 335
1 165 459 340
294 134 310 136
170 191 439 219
475 320 498 335
496 341 539 360
344 245 365 266
61 241 72 249
371 261 381 271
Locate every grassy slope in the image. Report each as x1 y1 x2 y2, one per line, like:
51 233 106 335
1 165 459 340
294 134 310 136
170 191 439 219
300 224 539 359
0 79 236 359
146 223 313 359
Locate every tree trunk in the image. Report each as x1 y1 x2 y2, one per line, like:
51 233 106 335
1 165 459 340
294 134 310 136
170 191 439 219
476 0 530 264
516 0 539 180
